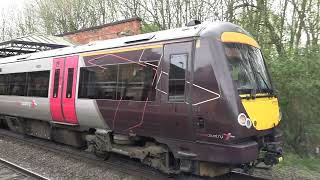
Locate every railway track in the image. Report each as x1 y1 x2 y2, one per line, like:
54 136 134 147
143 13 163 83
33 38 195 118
0 128 268 180
0 128 167 180
0 158 49 180
225 171 268 180
175 172 267 180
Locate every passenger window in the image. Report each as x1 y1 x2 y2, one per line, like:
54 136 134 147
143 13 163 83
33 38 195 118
66 68 74 98
78 65 118 99
168 54 187 102
8 73 27 96
53 69 60 98
27 71 50 97
118 63 156 101
0 75 9 95
78 63 157 101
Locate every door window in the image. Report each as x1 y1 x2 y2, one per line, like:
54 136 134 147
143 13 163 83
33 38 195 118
168 54 187 102
53 69 60 98
66 68 74 98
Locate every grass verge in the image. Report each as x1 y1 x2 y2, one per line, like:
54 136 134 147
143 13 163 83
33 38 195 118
274 152 320 179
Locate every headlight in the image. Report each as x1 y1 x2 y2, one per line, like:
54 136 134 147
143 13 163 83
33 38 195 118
245 118 252 129
238 113 247 126
238 113 252 129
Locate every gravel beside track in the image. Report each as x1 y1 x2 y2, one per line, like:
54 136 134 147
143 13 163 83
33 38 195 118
0 129 269 180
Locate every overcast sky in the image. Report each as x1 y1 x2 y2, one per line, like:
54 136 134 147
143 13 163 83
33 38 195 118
0 0 27 15
0 0 307 44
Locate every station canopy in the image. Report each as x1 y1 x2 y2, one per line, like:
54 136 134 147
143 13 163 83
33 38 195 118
0 34 74 58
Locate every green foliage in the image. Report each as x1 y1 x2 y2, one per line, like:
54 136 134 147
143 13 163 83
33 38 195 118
140 22 161 34
266 50 320 155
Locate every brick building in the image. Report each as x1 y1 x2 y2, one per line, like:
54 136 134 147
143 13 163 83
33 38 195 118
58 17 142 45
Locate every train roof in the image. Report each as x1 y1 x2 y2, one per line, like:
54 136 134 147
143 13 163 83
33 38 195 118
0 21 237 64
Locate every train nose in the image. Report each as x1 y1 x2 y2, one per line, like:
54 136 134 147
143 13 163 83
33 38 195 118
240 96 280 130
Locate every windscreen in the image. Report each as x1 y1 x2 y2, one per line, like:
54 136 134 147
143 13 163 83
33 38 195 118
224 43 272 95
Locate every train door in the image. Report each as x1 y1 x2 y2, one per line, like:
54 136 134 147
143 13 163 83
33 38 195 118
159 41 195 140
50 55 79 125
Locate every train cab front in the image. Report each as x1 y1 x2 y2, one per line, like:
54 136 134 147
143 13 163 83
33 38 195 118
222 31 284 169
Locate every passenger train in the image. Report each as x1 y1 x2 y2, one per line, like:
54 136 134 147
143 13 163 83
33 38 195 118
0 20 283 177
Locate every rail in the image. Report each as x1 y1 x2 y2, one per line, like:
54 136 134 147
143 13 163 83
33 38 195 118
0 157 49 180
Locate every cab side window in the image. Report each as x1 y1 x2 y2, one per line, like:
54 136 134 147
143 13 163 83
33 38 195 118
168 54 187 102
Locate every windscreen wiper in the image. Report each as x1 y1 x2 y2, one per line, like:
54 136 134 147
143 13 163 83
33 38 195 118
252 70 273 94
250 87 257 99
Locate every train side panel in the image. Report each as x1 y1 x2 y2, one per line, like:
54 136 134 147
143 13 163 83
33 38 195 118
0 96 51 121
74 56 109 129
75 100 108 129
0 58 52 122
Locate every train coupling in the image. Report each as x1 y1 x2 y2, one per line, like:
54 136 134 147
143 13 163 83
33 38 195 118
241 143 283 174
261 129 284 166
261 142 283 166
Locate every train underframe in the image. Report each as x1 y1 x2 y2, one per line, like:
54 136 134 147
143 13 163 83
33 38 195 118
0 115 283 177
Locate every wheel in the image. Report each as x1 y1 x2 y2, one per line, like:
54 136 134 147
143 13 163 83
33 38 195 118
94 149 110 160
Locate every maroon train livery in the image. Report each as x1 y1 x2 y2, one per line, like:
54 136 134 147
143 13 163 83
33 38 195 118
0 21 283 177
